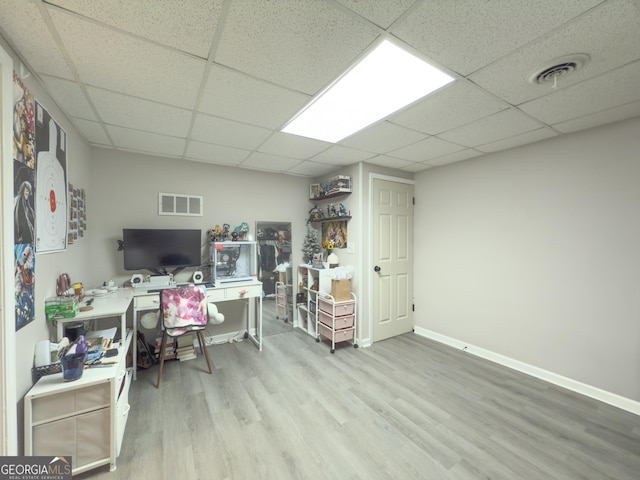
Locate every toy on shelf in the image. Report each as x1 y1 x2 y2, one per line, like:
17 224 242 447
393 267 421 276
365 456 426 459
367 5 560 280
307 205 324 224
232 222 250 241
207 222 243 242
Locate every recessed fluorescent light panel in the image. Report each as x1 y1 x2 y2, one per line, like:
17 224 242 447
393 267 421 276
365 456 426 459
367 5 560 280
282 40 454 143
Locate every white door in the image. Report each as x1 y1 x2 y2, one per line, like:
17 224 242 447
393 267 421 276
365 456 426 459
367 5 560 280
372 178 414 342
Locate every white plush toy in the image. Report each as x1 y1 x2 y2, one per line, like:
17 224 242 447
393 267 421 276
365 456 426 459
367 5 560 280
207 302 225 325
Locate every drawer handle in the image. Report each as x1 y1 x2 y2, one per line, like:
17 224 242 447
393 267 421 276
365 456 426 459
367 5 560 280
239 289 247 296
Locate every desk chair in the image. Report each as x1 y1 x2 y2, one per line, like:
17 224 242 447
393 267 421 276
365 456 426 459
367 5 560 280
156 285 212 388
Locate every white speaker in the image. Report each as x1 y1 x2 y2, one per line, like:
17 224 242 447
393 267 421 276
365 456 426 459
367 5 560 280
192 271 204 284
131 273 144 285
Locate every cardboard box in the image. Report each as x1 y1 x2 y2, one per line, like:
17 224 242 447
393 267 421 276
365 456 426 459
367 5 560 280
331 279 351 302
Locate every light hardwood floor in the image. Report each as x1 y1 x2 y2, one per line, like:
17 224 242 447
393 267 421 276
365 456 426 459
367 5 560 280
76 330 640 479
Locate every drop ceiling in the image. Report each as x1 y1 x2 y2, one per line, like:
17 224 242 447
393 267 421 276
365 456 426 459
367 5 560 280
1 0 639 177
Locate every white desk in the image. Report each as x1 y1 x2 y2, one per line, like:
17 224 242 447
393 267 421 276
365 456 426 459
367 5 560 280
54 288 133 343
132 281 262 376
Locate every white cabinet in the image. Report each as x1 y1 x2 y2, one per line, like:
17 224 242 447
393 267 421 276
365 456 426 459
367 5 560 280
24 331 133 475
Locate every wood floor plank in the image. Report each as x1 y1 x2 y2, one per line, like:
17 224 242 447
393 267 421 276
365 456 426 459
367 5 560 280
74 331 640 480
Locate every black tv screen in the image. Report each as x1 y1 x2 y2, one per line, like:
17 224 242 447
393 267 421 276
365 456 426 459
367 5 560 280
123 229 201 272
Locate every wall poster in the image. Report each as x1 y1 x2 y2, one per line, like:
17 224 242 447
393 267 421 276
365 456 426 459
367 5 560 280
321 220 348 249
13 71 36 330
35 100 67 253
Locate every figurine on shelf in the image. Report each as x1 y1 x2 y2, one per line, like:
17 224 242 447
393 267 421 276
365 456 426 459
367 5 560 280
307 205 324 223
327 203 338 218
338 203 348 217
233 222 250 240
222 223 231 241
207 224 225 242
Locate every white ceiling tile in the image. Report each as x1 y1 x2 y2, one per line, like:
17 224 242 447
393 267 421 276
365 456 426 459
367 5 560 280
401 162 433 173
184 140 250 166
391 0 604 75
389 81 507 135
334 0 416 28
106 125 186 157
475 127 559 153
46 0 223 58
470 0 640 105
340 121 428 154
365 155 415 169
553 100 640 133
241 152 302 173
199 65 310 129
519 61 640 124
437 109 543 147
71 117 110 145
50 10 205 108
310 145 375 166
388 136 466 162
40 74 97 121
287 161 337 177
425 149 484 167
87 87 192 137
214 0 379 94
259 132 330 160
191 114 272 150
0 0 74 79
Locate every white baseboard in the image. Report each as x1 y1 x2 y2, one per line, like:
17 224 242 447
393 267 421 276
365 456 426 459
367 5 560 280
203 330 245 346
414 326 640 417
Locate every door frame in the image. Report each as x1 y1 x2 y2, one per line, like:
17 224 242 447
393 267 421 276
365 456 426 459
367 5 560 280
1 44 18 455
367 173 415 346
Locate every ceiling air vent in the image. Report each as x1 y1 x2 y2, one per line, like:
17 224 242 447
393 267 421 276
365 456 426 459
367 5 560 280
528 54 590 86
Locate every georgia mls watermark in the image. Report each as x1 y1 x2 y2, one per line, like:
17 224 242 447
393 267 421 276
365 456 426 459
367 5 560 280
0 456 71 480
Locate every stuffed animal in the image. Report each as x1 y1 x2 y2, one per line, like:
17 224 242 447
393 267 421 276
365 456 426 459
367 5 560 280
207 302 225 325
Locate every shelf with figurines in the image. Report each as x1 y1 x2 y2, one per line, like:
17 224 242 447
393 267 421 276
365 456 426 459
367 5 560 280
309 175 351 200
307 203 351 224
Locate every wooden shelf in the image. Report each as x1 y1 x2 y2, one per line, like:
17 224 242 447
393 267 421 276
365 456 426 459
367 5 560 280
310 215 351 224
309 190 351 201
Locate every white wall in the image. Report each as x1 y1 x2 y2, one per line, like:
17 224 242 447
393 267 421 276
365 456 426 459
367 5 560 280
88 148 310 334
414 117 640 403
0 36 94 453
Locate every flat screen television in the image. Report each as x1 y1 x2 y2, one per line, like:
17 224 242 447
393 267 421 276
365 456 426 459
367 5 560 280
123 228 201 273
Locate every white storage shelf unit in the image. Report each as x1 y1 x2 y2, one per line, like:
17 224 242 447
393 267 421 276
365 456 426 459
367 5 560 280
24 331 133 475
296 265 333 337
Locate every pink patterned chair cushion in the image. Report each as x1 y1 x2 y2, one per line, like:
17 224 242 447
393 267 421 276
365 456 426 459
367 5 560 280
161 285 207 337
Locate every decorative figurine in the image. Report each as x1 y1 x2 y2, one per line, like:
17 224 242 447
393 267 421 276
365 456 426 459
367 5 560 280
328 203 338 218
338 204 348 217
233 222 250 240
307 205 324 223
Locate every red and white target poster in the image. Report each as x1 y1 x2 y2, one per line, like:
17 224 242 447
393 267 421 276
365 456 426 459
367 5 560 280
35 101 67 253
